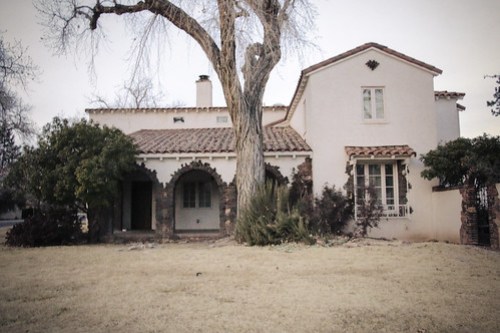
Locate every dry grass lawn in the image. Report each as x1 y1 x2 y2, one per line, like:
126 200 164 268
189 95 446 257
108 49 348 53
1 227 499 333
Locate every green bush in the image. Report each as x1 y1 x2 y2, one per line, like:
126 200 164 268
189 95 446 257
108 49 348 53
5 208 82 247
310 185 353 236
236 183 314 246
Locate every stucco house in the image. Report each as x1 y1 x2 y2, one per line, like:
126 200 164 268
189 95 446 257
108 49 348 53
87 42 467 242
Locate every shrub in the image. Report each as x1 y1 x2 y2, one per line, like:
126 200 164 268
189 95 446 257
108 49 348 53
289 159 314 218
236 183 314 246
5 208 82 247
309 185 353 236
354 184 384 237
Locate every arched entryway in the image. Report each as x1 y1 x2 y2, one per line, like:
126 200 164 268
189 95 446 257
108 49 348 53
175 170 220 231
119 164 160 231
167 161 226 234
265 163 288 186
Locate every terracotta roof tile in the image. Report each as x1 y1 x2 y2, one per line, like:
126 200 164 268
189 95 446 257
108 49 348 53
130 127 311 154
434 91 465 99
345 145 416 159
86 105 288 115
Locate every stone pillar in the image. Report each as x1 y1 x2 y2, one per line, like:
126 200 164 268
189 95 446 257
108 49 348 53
459 185 478 245
487 184 499 249
155 184 172 239
223 183 237 236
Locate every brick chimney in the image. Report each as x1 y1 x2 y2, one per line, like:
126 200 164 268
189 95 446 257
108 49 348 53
196 75 212 107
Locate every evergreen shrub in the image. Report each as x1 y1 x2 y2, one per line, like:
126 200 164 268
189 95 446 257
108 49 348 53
5 208 82 247
236 183 314 246
309 185 353 236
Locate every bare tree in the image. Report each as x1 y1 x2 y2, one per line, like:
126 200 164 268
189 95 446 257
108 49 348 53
485 75 500 117
34 0 315 216
90 77 166 108
0 34 37 140
1 34 37 212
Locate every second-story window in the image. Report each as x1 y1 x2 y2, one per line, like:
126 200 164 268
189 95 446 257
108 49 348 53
363 88 385 120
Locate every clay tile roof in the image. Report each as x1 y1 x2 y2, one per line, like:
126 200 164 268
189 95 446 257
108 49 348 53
434 91 466 99
130 127 311 154
345 145 416 159
85 105 288 114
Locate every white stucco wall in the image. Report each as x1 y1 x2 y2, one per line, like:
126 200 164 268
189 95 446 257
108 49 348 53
435 99 461 144
289 94 308 138
294 48 442 240
431 188 462 243
139 153 310 186
88 108 286 134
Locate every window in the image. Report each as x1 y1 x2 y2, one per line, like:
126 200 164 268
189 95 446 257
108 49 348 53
355 162 407 218
183 182 212 208
198 182 212 208
216 116 228 123
183 183 196 208
363 88 384 120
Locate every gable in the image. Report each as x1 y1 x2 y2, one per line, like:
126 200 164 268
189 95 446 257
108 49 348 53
285 43 443 123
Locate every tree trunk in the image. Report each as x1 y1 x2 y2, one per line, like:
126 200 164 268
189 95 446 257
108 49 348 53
234 98 265 218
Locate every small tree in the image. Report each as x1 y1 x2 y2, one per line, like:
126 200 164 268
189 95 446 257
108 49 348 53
354 184 384 237
6 117 138 243
421 135 500 187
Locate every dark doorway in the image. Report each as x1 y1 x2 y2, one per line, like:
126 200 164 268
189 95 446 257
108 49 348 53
131 181 152 230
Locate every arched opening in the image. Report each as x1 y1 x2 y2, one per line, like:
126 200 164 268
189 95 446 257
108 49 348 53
168 162 225 234
119 164 160 231
265 163 288 187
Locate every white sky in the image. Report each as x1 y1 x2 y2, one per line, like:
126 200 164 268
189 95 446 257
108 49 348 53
1 0 499 138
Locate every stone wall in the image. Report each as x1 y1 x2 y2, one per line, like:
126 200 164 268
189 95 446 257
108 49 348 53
488 184 499 249
459 183 500 249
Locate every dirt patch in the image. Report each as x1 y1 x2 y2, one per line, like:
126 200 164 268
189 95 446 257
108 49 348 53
0 228 499 332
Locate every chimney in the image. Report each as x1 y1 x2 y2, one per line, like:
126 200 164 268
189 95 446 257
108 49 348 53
196 75 212 107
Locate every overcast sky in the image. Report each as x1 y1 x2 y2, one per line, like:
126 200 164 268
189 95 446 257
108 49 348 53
1 0 499 138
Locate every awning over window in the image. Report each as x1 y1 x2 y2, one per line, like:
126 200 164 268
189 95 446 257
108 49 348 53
345 145 416 159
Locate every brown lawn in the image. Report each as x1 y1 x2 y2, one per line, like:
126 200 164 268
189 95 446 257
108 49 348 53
0 227 499 333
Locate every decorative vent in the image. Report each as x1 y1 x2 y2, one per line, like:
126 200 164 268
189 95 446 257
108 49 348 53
366 60 380 71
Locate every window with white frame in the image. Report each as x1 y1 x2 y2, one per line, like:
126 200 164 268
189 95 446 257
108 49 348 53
362 87 385 120
355 162 407 218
